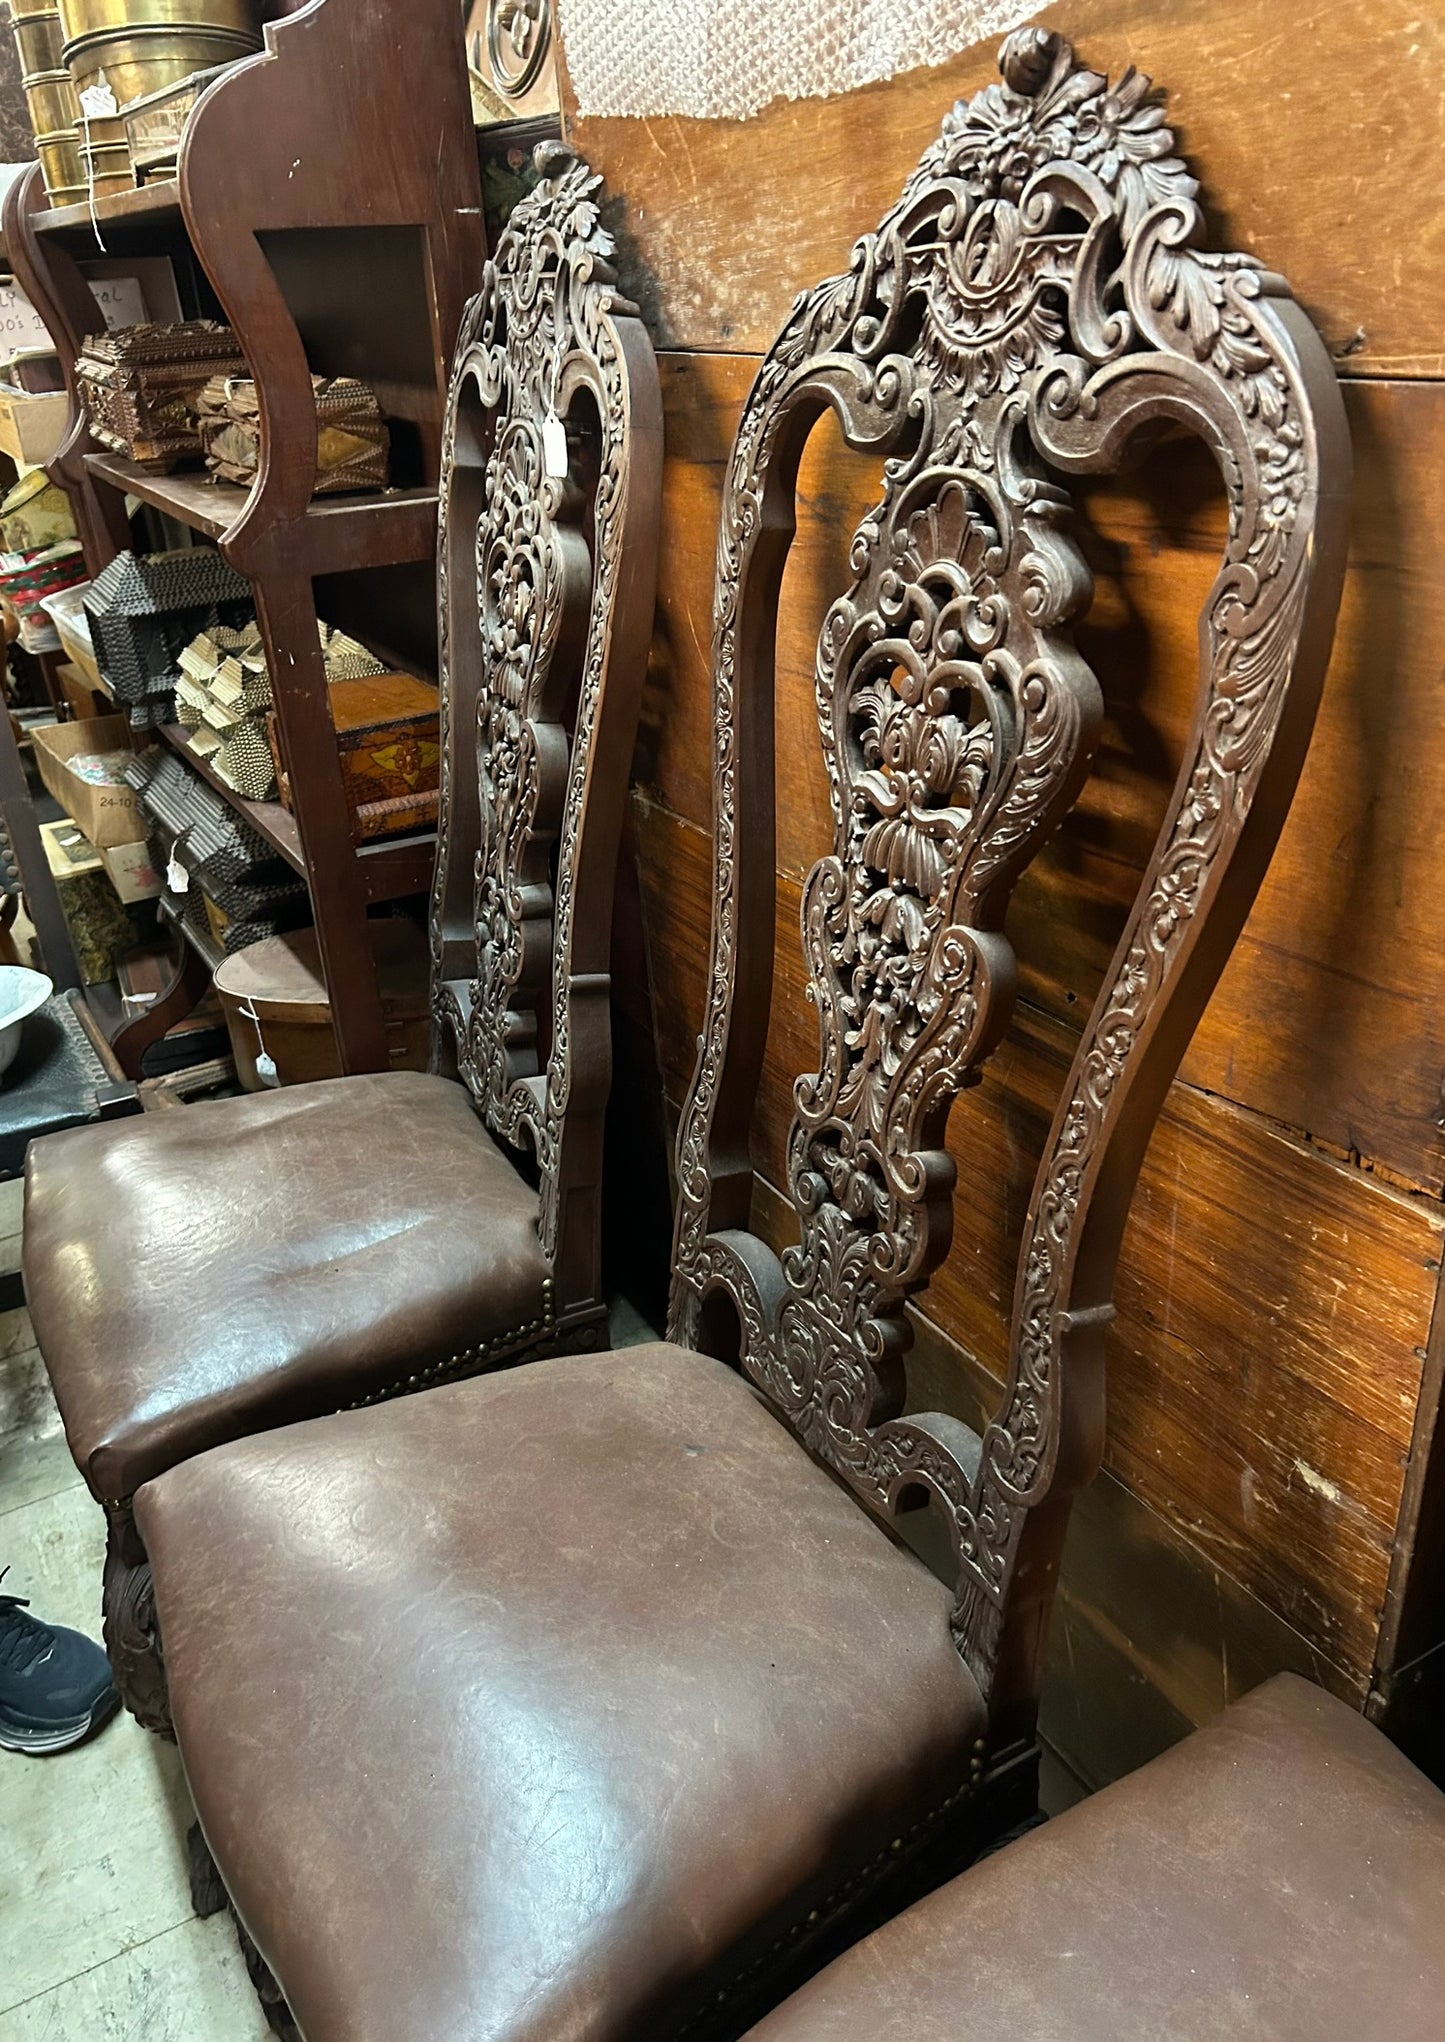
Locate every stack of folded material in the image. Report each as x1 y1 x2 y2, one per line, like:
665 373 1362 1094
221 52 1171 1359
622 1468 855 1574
124 747 309 956
84 547 254 731
174 618 387 801
175 620 278 800
317 622 387 680
76 321 248 473
196 372 390 496
0 541 86 651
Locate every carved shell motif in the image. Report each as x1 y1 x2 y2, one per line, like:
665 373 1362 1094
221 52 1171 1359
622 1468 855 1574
431 146 633 1259
668 29 1342 1710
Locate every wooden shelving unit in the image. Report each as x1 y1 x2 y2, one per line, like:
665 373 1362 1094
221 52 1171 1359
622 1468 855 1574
2 0 486 1072
158 890 225 974
156 722 434 899
82 451 441 563
31 179 183 239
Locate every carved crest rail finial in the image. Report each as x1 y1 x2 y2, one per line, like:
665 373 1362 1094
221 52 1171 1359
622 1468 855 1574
1000 25 1060 98
667 34 1349 1727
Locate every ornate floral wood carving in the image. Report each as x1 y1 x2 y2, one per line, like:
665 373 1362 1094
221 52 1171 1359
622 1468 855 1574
668 29 1349 1729
102 1501 173 1738
431 144 662 1310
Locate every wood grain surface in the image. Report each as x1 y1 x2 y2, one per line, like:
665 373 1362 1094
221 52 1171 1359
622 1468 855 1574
641 356 1445 1194
635 796 1441 1683
564 0 1445 378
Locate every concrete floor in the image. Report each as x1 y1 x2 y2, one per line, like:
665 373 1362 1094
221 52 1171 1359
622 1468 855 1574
0 1177 269 2041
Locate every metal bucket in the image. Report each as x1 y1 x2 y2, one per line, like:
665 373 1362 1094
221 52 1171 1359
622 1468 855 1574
76 133 133 194
7 2 82 201
57 0 257 33
35 127 86 202
22 66 81 135
63 21 259 119
11 8 64 73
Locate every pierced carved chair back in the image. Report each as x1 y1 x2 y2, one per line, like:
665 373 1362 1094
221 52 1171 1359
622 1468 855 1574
667 30 1349 1744
431 145 663 1322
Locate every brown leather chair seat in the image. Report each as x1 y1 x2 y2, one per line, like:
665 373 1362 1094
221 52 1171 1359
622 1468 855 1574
136 1342 985 2042
743 1674 1445 2042
25 1070 552 1501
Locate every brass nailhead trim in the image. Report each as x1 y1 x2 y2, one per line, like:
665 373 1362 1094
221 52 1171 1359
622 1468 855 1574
339 1277 557 1412
674 1756 990 2036
107 1279 560 1507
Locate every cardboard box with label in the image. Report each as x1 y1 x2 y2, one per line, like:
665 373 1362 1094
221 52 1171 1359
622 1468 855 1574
101 836 163 905
31 715 146 850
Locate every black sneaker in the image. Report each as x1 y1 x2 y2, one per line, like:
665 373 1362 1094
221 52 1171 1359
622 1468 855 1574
0 1574 120 1754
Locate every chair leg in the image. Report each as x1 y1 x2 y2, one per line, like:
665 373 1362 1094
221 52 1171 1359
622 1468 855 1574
101 1499 173 1738
235 1914 302 2040
187 1820 228 1919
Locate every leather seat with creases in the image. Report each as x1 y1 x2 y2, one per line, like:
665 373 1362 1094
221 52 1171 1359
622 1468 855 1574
742 1674 1445 2042
25 1070 551 1501
136 1342 986 2042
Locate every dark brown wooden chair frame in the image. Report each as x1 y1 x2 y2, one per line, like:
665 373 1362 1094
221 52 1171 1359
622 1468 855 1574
668 24 1350 1783
129 37 1348 2042
431 147 664 1321
95 143 662 1739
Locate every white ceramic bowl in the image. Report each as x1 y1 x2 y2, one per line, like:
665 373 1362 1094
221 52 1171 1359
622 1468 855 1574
0 965 53 1082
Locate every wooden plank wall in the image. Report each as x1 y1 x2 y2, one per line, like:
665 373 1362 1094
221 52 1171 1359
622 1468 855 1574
564 0 1445 1787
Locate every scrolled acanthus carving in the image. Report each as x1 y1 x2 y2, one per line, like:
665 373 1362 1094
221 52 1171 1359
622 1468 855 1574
431 145 638 1260
668 28 1346 1714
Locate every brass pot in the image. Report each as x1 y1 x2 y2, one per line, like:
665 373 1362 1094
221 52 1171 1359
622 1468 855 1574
35 127 84 201
9 0 64 19
77 132 132 193
75 109 125 144
23 66 81 135
12 9 64 73
64 22 258 115
57 0 257 37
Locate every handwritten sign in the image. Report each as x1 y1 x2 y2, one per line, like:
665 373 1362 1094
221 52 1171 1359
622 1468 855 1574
0 273 150 355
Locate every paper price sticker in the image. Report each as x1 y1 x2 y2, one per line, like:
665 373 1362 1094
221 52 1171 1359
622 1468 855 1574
79 82 120 118
542 412 568 479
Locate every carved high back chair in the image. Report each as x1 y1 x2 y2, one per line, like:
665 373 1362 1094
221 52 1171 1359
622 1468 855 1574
22 143 662 1736
668 24 1349 1753
135 40 1344 2042
431 141 663 1321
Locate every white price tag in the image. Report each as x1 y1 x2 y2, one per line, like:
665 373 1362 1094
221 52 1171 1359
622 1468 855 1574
166 851 188 895
542 412 568 479
254 1050 280 1088
79 82 120 118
